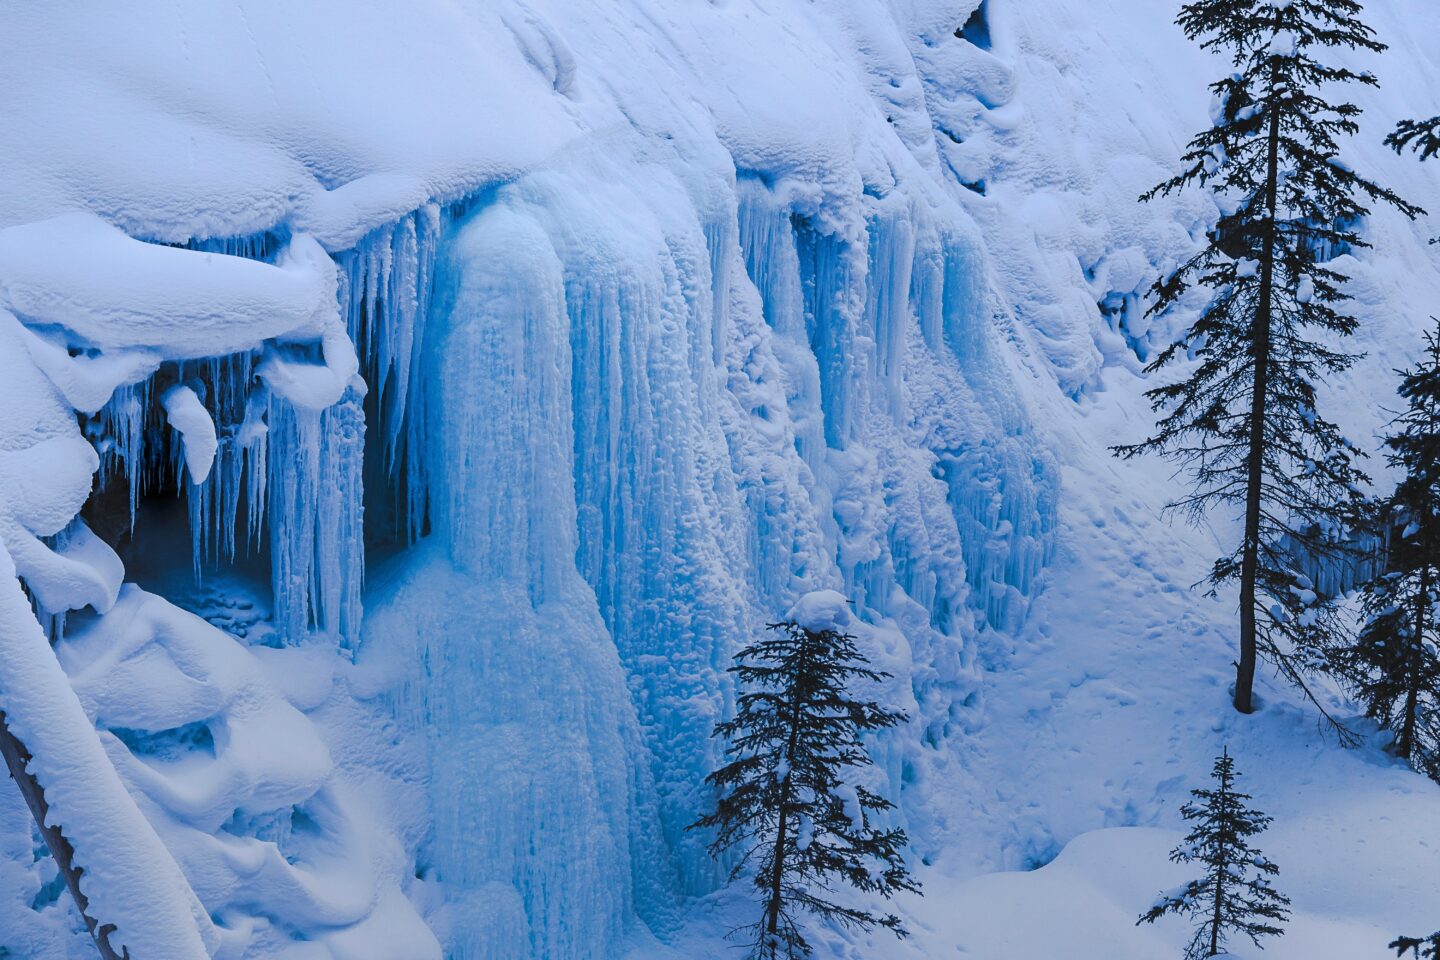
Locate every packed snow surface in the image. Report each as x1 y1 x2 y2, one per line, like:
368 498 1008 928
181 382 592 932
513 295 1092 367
0 0 1437 958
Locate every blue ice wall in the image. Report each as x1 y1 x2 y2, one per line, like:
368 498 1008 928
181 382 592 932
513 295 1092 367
86 148 1058 959
736 178 1056 644
373 157 1058 957
367 200 677 959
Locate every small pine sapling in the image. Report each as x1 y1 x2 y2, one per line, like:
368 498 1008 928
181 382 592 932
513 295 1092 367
692 619 919 959
1139 749 1290 959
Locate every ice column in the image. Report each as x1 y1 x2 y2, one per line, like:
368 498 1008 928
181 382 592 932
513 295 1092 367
370 199 675 960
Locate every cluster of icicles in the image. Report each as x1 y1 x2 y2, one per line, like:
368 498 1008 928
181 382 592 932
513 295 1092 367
82 193 1055 658
84 207 442 648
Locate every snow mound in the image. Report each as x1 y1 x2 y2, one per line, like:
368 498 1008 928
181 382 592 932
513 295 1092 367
56 585 438 960
0 545 212 960
786 590 854 632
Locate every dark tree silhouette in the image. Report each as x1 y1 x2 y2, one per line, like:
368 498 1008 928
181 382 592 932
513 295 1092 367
1392 932 1440 959
1139 749 1290 959
692 619 918 959
1389 116 1440 162
1328 321 1440 778
1116 0 1423 718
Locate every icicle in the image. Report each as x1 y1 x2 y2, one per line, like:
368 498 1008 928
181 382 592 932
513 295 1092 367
795 218 865 451
736 180 827 476
317 391 366 647
339 205 442 542
181 228 289 264
267 399 321 644
239 389 270 553
266 389 365 647
93 380 154 528
863 207 916 419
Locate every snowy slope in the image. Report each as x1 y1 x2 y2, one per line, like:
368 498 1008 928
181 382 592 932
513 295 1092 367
907 1 1440 956
0 1 1437 959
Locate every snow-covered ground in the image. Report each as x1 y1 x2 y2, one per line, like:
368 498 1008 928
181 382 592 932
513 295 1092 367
0 1 1437 958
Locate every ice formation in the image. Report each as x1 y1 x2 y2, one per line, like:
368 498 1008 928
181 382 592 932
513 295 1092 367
0 3 1056 954
0 0 1435 958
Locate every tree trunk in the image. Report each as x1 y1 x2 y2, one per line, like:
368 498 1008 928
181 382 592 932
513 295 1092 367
1236 44 1285 716
0 712 124 960
1210 758 1231 956
765 799 788 950
1401 560 1430 760
765 642 811 953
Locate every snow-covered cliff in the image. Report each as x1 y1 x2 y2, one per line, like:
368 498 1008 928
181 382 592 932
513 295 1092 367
0 1 1436 958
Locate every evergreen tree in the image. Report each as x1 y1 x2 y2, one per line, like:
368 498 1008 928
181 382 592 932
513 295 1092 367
692 619 919 959
1377 80 1440 960
1389 116 1440 162
1138 748 1290 959
1116 0 1423 717
1328 321 1440 778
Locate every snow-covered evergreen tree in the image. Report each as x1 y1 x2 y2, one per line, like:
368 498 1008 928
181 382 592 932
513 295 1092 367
692 620 918 959
1116 0 1423 718
1139 748 1290 959
1328 322 1440 778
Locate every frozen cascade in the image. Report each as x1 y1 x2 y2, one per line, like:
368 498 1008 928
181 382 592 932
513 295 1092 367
0 6 1065 953
909 210 1058 643
363 131 1059 956
549 161 753 899
367 198 676 959
736 179 1056 647
3 166 1059 960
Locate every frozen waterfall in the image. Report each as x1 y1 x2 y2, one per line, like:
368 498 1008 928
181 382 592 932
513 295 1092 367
0 2 1062 957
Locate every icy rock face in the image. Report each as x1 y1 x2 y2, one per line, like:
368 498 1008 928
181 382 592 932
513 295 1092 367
0 2 1065 958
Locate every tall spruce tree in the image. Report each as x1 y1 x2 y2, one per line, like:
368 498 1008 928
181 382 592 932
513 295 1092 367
1116 0 1423 717
1138 749 1290 959
692 619 919 959
1328 321 1440 778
